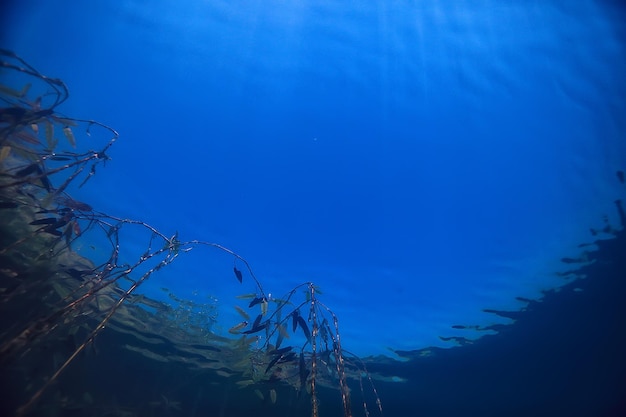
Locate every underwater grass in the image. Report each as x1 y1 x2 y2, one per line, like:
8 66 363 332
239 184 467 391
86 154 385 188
0 49 383 417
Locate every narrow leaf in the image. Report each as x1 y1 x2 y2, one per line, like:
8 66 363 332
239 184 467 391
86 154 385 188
234 305 250 320
268 346 293 356
270 389 277 404
254 389 264 401
39 174 52 192
242 322 268 335
51 116 78 126
0 84 26 98
299 352 309 390
243 314 267 334
45 121 54 149
251 314 262 329
278 323 290 339
15 131 40 145
42 227 63 237
64 222 73 249
30 217 59 225
19 83 32 97
0 146 10 162
275 329 284 350
15 163 39 177
297 316 311 341
72 221 81 236
228 321 248 334
292 310 299 332
265 355 282 374
235 293 256 300
233 266 243 283
249 297 264 308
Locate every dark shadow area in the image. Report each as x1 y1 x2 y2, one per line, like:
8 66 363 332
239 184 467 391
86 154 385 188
369 198 626 417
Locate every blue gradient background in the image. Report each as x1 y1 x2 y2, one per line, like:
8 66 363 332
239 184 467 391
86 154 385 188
2 0 625 357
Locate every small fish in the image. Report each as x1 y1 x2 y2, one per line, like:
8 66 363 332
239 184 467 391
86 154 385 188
233 266 243 283
617 170 625 184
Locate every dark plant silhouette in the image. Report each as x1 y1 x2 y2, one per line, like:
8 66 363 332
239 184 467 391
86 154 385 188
0 49 382 417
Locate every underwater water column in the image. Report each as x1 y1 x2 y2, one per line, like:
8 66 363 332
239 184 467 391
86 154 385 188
1 0 626 416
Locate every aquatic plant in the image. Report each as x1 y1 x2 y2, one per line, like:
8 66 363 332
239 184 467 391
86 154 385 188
0 50 382 417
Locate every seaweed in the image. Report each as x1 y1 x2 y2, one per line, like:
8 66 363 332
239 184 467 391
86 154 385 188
0 50 383 417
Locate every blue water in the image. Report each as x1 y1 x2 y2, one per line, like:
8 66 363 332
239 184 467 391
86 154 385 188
2 0 625 360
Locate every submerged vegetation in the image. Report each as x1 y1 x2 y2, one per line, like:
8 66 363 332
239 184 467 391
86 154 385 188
0 50 383 417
